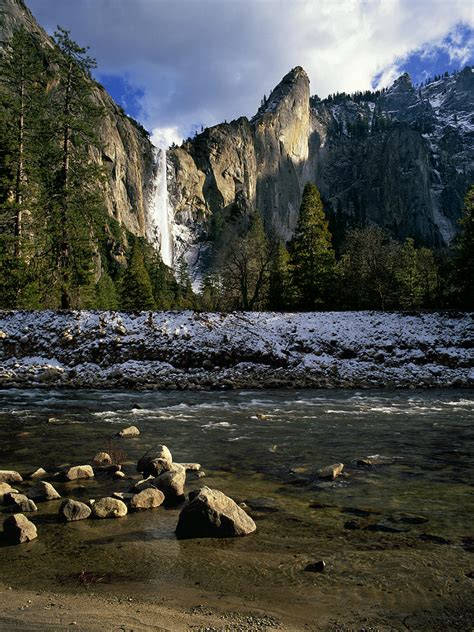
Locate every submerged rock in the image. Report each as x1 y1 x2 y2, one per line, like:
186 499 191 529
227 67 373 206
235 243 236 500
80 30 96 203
0 470 23 484
305 560 326 573
117 426 140 437
63 465 94 481
176 486 257 539
3 513 37 544
317 463 344 480
27 481 61 502
92 497 128 519
59 499 91 522
130 488 165 511
4 493 37 513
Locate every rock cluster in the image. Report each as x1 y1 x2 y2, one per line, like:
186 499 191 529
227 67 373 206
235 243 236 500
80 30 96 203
1 437 256 544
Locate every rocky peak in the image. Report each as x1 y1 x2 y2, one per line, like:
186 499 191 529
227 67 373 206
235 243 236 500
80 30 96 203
252 65 310 123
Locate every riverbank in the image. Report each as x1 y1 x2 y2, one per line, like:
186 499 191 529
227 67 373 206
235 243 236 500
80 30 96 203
0 311 472 389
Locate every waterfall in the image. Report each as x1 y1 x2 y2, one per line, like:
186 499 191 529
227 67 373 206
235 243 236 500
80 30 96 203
148 147 173 267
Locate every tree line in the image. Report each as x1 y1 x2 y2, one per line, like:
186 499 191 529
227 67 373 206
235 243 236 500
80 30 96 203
1 28 472 313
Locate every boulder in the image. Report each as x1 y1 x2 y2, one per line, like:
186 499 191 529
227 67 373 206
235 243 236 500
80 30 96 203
63 465 94 481
92 497 128 519
3 513 37 544
29 468 48 479
130 488 165 511
137 446 172 475
59 499 91 522
113 470 126 479
117 426 140 437
152 463 186 502
4 493 37 513
27 481 61 502
175 486 257 539
0 482 17 501
0 470 23 484
92 452 112 466
317 463 344 480
112 492 134 501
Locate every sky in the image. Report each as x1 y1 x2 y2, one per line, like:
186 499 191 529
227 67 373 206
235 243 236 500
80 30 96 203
27 0 474 147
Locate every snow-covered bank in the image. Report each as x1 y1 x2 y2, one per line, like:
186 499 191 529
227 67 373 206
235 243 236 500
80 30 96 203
0 311 472 389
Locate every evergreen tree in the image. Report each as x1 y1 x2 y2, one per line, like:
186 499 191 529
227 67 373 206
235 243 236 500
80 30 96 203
268 241 293 310
0 27 45 306
454 185 474 308
394 238 424 309
199 273 222 311
289 183 335 309
38 27 105 308
176 259 195 308
121 239 156 310
95 272 119 310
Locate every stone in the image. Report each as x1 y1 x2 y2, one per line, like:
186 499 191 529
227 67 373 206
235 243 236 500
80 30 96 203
112 492 134 501
29 468 48 479
3 513 37 544
130 488 165 511
113 470 126 479
175 486 257 539
26 481 61 502
305 560 326 573
63 465 94 481
4 493 37 513
152 463 186 502
317 463 344 480
59 499 91 522
0 470 23 484
92 497 128 519
0 482 16 501
137 446 173 475
178 463 201 471
130 476 156 493
92 452 112 466
356 455 394 466
116 426 140 437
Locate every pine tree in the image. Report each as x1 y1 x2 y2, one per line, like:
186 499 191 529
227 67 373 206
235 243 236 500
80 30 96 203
95 272 119 310
38 27 106 308
176 259 195 309
0 27 45 307
455 185 474 308
121 239 156 310
289 183 335 309
268 241 293 310
394 238 424 309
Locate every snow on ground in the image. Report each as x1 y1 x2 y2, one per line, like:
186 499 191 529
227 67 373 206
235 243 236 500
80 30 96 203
0 311 472 389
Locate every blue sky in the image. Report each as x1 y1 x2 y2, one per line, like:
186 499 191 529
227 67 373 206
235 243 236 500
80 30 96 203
27 0 474 146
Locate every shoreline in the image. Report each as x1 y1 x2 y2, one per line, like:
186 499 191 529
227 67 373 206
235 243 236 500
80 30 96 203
0 310 472 390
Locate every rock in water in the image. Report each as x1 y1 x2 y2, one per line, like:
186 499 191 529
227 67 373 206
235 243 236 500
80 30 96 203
4 493 37 513
92 452 112 466
27 481 61 502
63 465 94 481
137 446 173 475
130 488 165 511
117 426 140 437
92 497 128 519
0 482 17 501
317 463 344 480
175 486 257 539
152 463 186 502
0 470 23 484
305 560 326 573
29 468 48 479
3 513 37 544
59 499 92 521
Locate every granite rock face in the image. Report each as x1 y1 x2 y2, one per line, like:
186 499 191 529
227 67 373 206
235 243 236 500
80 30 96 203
168 66 473 269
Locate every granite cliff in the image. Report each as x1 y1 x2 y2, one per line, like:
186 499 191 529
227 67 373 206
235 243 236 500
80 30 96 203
168 66 473 273
0 0 155 238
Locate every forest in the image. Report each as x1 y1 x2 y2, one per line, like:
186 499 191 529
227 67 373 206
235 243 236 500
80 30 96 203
1 28 472 313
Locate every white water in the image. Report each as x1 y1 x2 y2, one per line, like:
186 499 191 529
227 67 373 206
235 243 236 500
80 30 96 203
148 147 173 267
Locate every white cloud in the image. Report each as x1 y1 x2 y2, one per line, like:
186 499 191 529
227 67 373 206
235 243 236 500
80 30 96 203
151 126 183 150
28 0 474 135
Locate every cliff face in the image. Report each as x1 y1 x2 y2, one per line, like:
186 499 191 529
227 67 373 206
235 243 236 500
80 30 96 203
169 66 474 262
0 0 155 238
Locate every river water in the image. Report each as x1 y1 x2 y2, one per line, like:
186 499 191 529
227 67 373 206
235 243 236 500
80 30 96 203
0 388 473 629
